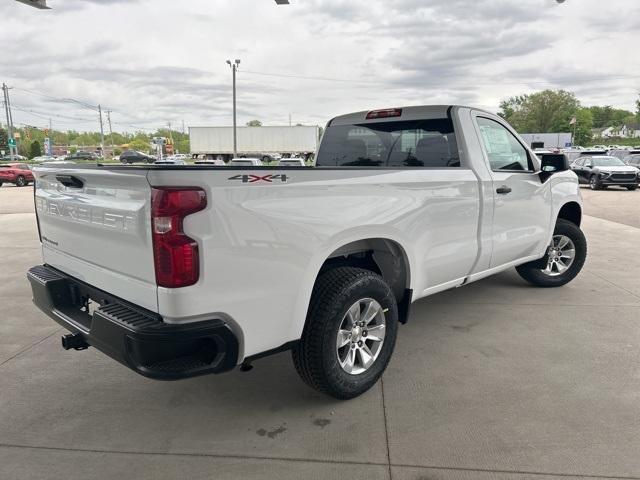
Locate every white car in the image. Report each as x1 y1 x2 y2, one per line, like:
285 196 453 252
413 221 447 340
154 159 186 165
228 158 263 166
277 158 306 167
31 156 57 162
28 105 586 400
194 159 226 165
166 154 189 162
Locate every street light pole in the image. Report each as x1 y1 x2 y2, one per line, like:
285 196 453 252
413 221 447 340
98 104 105 160
2 83 15 161
226 59 241 158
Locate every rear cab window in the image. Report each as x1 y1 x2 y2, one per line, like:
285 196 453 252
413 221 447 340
316 118 460 168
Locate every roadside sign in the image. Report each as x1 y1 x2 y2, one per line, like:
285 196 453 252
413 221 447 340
44 138 53 156
13 132 20 139
8 138 16 147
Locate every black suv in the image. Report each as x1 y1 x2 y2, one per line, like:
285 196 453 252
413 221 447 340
120 150 155 164
571 155 640 190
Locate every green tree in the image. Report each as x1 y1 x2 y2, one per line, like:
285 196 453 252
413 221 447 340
498 89 581 133
636 93 640 121
246 120 262 127
572 108 593 146
29 140 42 158
0 127 7 153
128 138 150 152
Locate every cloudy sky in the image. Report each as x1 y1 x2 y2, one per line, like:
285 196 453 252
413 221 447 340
1 0 639 132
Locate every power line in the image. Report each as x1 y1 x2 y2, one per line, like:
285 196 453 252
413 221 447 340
11 104 94 122
240 69 640 88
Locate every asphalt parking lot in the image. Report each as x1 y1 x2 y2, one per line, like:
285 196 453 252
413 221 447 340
1 184 639 480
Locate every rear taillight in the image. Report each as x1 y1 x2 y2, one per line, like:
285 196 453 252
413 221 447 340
366 108 402 119
151 187 207 288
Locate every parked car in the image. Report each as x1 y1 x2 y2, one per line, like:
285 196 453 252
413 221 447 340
623 154 640 168
27 105 587 400
194 159 226 165
0 154 27 161
31 156 57 162
228 157 263 166
167 154 189 162
0 163 35 187
120 150 155 164
154 159 186 165
277 158 306 167
66 151 99 161
571 155 640 190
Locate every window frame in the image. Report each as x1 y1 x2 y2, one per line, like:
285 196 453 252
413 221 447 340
475 115 535 173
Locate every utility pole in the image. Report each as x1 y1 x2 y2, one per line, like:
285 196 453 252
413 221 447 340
181 119 185 134
226 58 241 158
106 110 114 150
98 104 105 160
2 83 15 161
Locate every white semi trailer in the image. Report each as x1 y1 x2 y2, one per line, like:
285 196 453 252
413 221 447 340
190 125 320 162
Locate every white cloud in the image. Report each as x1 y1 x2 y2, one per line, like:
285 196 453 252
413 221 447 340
1 0 638 132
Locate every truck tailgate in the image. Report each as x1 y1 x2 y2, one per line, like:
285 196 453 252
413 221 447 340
33 167 157 312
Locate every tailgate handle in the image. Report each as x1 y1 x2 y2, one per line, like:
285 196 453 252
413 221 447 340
56 175 84 189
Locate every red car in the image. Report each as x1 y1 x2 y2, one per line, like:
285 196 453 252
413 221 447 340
0 163 35 187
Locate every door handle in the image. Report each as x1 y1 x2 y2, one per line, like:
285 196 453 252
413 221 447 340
496 185 512 195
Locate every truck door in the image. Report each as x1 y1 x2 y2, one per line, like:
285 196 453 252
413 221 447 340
473 115 551 268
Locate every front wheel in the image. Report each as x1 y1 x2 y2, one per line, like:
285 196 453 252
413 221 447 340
292 267 398 400
627 185 638 191
516 219 587 288
589 175 601 190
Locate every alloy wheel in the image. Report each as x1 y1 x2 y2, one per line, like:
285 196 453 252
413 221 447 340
336 298 386 375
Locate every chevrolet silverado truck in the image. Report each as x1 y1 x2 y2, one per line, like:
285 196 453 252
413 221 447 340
27 105 587 399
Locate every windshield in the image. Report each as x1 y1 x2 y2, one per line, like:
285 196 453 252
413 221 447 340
316 118 459 168
592 157 626 166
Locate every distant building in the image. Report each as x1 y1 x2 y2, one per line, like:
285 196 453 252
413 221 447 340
519 133 573 149
593 124 640 139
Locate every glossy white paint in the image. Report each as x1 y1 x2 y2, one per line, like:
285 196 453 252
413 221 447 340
32 106 583 362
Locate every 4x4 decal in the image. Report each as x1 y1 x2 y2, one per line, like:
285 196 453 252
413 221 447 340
228 174 288 183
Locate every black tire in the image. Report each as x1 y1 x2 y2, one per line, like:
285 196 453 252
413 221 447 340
262 155 270 163
516 219 587 288
15 175 26 187
589 175 601 190
0 180 3 187
292 267 398 400
627 185 638 191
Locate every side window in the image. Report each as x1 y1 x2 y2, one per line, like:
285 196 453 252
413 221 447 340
476 117 531 171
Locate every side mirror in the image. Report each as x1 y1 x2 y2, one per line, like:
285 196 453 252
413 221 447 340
539 154 570 182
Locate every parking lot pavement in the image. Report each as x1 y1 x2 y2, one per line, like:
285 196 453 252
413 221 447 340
580 186 640 228
1 186 640 479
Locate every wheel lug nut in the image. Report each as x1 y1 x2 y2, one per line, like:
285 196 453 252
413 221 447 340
358 341 363 347
362 331 367 337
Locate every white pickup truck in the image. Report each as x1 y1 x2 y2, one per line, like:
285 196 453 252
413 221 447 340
28 105 586 399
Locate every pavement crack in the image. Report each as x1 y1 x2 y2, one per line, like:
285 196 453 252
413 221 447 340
380 377 393 480
0 328 63 369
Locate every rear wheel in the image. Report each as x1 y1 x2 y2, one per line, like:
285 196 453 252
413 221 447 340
0 180 3 187
292 267 398 399
516 219 587 288
15 175 26 187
